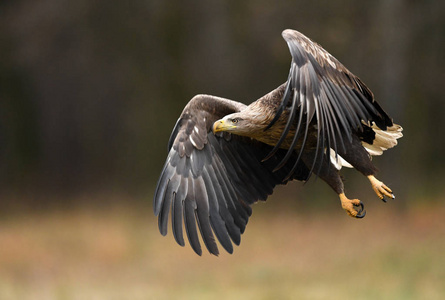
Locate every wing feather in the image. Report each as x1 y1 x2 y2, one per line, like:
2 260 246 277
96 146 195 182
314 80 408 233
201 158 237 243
269 29 394 173
183 177 201 255
194 175 220 255
172 176 187 246
154 94 309 255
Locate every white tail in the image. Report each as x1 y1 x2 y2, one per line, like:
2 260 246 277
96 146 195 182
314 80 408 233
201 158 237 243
362 123 403 156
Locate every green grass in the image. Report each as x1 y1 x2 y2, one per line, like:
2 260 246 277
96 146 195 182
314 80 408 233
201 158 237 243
0 199 444 300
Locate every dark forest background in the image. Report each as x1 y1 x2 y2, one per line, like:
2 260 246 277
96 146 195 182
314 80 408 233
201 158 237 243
1 0 444 208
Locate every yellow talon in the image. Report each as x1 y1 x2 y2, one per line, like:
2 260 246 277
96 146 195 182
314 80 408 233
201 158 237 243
368 175 394 201
339 193 366 218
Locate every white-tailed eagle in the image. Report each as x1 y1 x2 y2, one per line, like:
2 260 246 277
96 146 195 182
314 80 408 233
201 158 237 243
153 29 403 255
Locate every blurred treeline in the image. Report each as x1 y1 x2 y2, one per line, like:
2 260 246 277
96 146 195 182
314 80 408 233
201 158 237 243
1 0 444 205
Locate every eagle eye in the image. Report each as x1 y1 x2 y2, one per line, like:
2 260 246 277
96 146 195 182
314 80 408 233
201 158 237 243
231 117 241 124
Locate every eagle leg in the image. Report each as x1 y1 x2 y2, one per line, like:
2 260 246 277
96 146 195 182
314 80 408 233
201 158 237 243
339 193 366 218
367 175 394 202
301 151 366 219
334 135 394 205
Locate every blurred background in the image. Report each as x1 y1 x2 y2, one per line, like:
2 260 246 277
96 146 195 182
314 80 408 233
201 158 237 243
1 0 445 299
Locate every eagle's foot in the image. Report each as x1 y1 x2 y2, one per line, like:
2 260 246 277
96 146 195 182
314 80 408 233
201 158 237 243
367 175 394 203
339 193 366 218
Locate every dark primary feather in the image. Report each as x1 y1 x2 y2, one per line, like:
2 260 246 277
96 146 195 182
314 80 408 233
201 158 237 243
154 95 309 256
266 29 394 178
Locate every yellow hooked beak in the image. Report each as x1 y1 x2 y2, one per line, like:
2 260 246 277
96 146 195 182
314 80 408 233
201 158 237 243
213 119 236 133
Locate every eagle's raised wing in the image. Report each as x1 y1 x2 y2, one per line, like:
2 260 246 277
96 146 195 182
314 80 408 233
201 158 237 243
265 29 394 178
154 95 309 256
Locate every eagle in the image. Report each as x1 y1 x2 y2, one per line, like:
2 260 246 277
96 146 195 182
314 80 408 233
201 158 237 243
154 29 403 256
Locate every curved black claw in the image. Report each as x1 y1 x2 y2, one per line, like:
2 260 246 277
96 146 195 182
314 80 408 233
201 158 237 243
381 196 387 203
354 202 367 219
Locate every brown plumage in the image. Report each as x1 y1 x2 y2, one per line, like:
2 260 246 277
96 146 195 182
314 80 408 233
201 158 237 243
154 29 403 256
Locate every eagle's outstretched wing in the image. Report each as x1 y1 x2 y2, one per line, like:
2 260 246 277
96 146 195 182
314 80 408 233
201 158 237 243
154 95 309 255
265 29 394 178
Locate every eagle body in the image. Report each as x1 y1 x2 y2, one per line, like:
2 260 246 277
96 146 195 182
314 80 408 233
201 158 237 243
154 29 403 256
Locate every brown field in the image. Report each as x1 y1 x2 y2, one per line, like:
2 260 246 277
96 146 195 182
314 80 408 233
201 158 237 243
1 195 444 300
